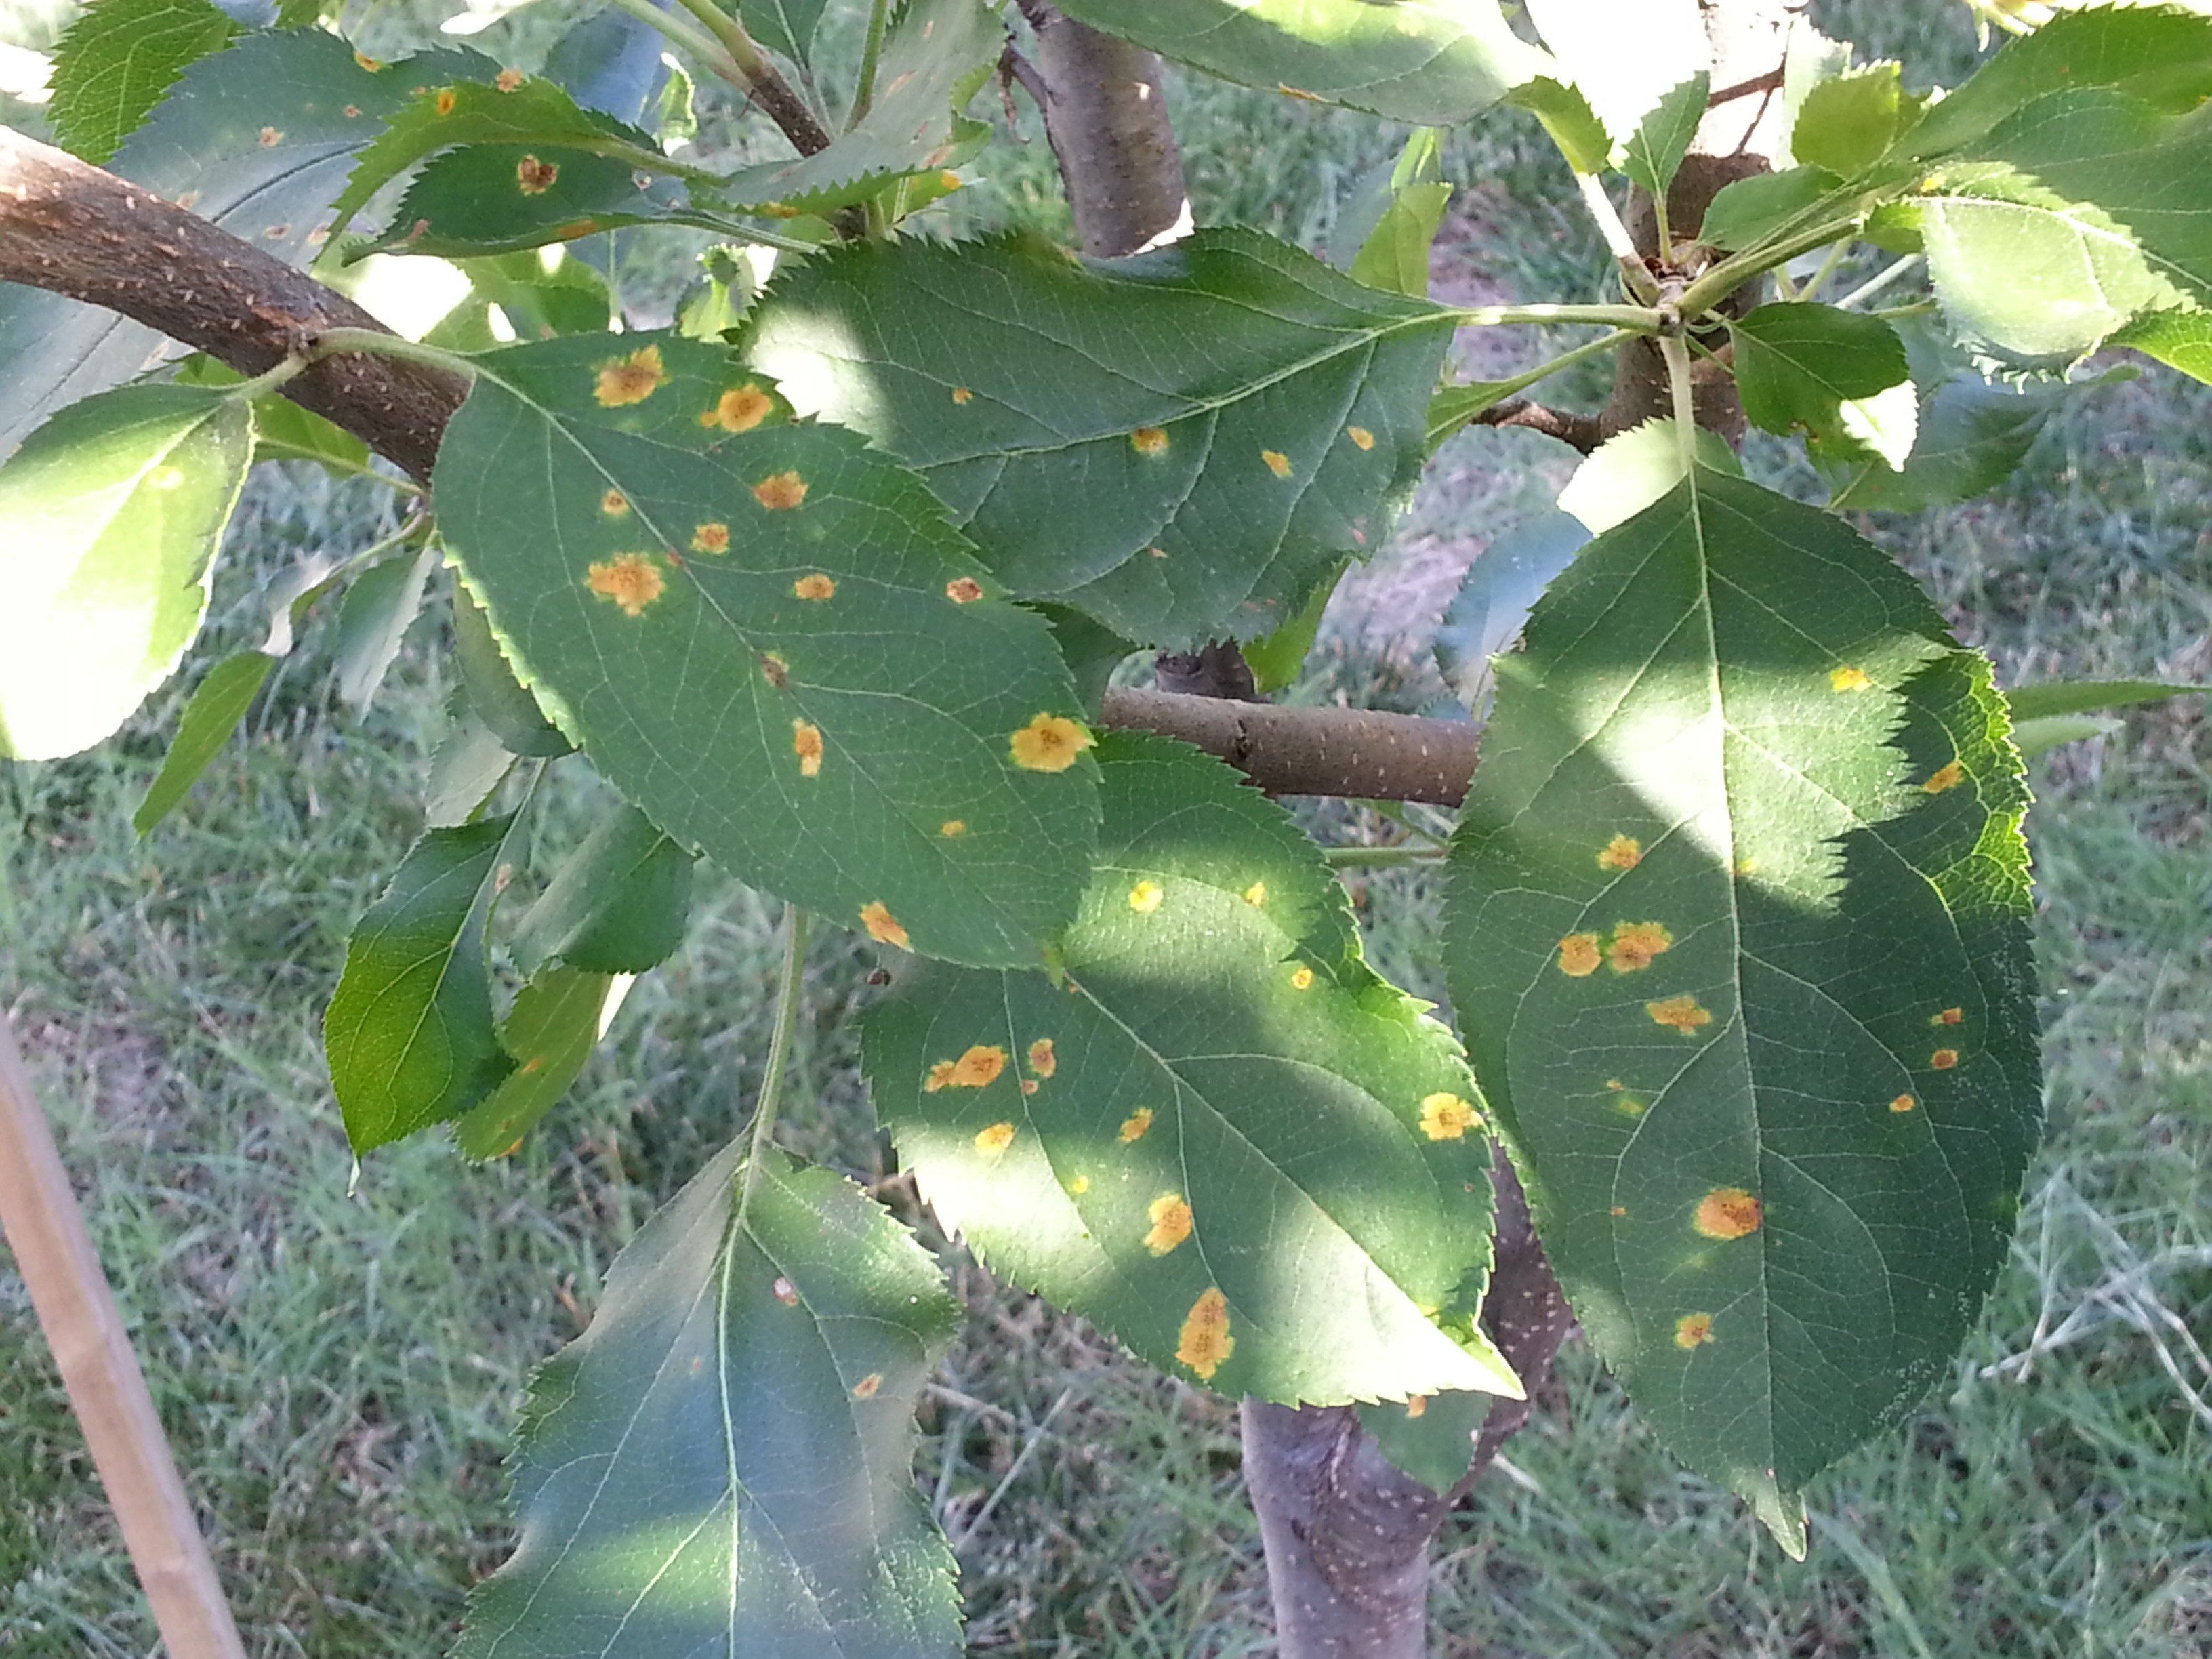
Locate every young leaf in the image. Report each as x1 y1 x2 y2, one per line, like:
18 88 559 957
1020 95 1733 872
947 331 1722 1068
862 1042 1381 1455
1523 0 1708 153
453 1146 962 1659
332 542 438 712
744 230 1456 647
1049 0 1551 125
175 357 377 476
1505 77 1613 176
452 584 572 758
865 733 1521 1407
0 384 251 761
454 966 624 1159
2010 713 2119 757
1621 73 1709 211
46 0 234 165
1730 301 1915 466
2005 678 2210 722
1788 63 1904 179
433 332 1098 970
1336 130 1453 299
512 802 693 976
1697 165 1843 254
1446 469 2042 1551
325 813 525 1152
133 650 274 834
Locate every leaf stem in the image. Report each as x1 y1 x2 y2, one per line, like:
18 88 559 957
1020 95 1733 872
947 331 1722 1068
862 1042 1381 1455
1574 174 1663 305
1454 302 1664 333
1660 331 1696 474
1322 844 1446 869
1793 237 1852 304
847 0 894 131
733 904 811 1233
1677 217 1859 320
309 327 479 380
597 0 750 92
224 354 310 402
1835 253 1923 312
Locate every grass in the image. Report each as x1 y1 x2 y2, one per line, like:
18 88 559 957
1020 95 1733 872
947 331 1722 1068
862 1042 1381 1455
3 1 2210 1655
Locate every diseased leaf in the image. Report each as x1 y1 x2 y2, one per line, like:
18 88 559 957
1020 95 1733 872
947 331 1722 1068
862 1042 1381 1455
325 813 525 1152
0 384 250 761
455 966 625 1159
45 0 234 165
512 801 693 976
1357 1391 1489 1495
1621 73 1708 209
133 650 274 833
1789 63 1904 178
1446 469 2042 1551
453 583 572 758
1051 0 1549 124
744 230 1456 647
1730 301 1914 466
865 733 1521 1406
333 542 438 712
454 1146 962 1659
367 142 715 259
434 331 1098 969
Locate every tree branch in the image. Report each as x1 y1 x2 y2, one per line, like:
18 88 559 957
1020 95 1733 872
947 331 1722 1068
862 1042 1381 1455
1473 397 1605 455
1013 2 1189 258
1101 689 1476 806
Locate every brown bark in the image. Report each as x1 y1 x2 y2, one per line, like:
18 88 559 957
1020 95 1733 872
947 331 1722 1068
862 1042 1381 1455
1101 688 1477 806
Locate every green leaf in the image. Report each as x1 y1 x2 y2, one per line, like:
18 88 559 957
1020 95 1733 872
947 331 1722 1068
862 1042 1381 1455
366 142 715 260
424 250 614 352
1357 1391 1489 1495
1730 301 1914 466
1789 63 1904 179
865 733 1521 1406
45 0 234 165
2009 713 2119 756
1505 76 1613 176
2005 677 2210 721
1621 73 1709 209
132 650 274 834
325 812 525 1153
1555 418 1740 535
1243 561 1343 695
1033 604 1136 717
739 0 830 73
424 706 516 829
1337 130 1452 299
453 1145 962 1659
453 583 572 758
744 230 1456 647
333 542 438 712
1776 21 1856 171
1433 510 1591 719
1523 0 1708 152
1050 0 1550 124
0 33 493 459
1445 469 2042 1548
0 384 251 762
1697 165 1844 254
434 331 1098 970
455 966 623 1158
176 357 375 476
2113 304 2212 382
512 802 693 976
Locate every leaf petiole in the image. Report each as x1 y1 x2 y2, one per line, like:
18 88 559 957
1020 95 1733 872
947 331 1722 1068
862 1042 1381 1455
733 904 811 1234
847 0 894 131
1835 253 1923 312
1322 844 1447 868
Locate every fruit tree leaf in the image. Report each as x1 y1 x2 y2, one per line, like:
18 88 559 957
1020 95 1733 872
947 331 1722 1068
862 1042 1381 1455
433 331 1098 969
365 143 718 260
0 384 251 761
1357 1390 1490 1495
865 732 1523 1407
2113 305 2212 383
453 1145 962 1659
1729 301 1914 465
1556 418 1740 535
132 650 274 834
455 966 625 1159
1504 77 1613 176
333 541 438 712
743 229 1456 647
1444 468 2043 1548
1697 165 1843 254
1621 73 1708 209
1788 63 1904 180
1523 0 1707 153
1433 510 1591 720
2004 677 2210 721
512 800 693 976
175 356 377 476
1335 129 1452 299
325 812 525 1152
453 583 573 758
46 0 234 165
0 33 491 461
1050 0 1549 125
425 706 516 830
2009 713 2119 757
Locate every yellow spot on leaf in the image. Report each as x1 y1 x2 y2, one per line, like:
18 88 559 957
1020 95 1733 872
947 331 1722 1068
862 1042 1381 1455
594 344 665 407
924 1061 959 1092
792 719 823 777
1557 933 1602 977
1934 1006 1963 1026
691 522 729 554
585 554 663 617
1021 1079 1038 1094
1261 449 1293 478
1419 1092 1481 1141
1891 1094 1917 1113
1290 966 1315 991
771 1276 798 1305
945 577 984 604
600 489 628 516
258 126 283 146
974 1120 1015 1155
1130 426 1169 456
1176 1288 1234 1380
702 384 772 432
353 51 383 70
1931 1048 1960 1070
434 87 457 115
1616 1095 1647 1117
754 470 808 510
1923 760 1965 794
1404 1393 1427 1418
1598 834 1642 872
939 819 966 838
939 170 961 190
851 1372 883 1399
1830 665 1872 693
1611 1205 1627 1217
1144 1193 1193 1255
1118 1107 1155 1144
859 901 909 949
1674 1313 1715 1349
1128 880 1164 914
1646 994 1712 1034
792 572 835 600
951 386 973 405
495 67 524 91
1605 1078 1626 1091
1068 1174 1090 1195
1027 1038 1057 1079
1693 1187 1762 1240
1010 712 1094 773
1239 882 1268 908
1148 545 1168 558
1607 920 1674 974
1347 425 1376 451
947 1046 1006 1088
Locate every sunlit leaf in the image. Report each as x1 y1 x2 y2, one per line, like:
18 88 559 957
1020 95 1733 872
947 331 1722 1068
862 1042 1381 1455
1621 73 1708 209
1336 129 1452 298
1697 165 1843 253
2113 304 2212 383
1523 0 1707 150
1730 301 1914 466
1789 63 1904 178
133 650 273 833
1555 418 1739 534
1505 76 1612 175
866 733 1521 1406
45 0 233 165
454 966 624 1158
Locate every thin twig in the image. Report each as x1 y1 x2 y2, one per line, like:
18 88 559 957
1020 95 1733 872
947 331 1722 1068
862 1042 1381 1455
846 0 895 131
1473 398 1605 454
1835 253 1924 311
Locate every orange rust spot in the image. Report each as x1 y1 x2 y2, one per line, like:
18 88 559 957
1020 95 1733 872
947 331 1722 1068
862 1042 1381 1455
1606 1079 1626 1091
594 344 665 407
1891 1094 1917 1113
859 901 909 949
1128 880 1164 914
1598 834 1642 872
1261 449 1293 478
974 1120 1016 1155
1557 933 1602 977
1176 1288 1234 1380
585 554 663 617
495 67 524 91
1242 881 1267 907
944 1046 1006 1088
951 386 974 405
945 576 985 604
1290 966 1316 991
1923 760 1965 794
939 170 962 190
1130 426 1169 456
516 155 558 195
1021 1079 1038 1094
703 384 773 433
1118 1107 1154 1143
353 51 383 70
939 819 966 838
754 472 808 510
1148 545 1168 558
1830 665 1872 693
600 489 628 516
1934 1006 1963 1026
771 1276 798 1305
1646 994 1713 1034
1607 920 1673 975
851 1372 883 1399
1693 1187 1762 1240
432 86 457 115
760 652 788 689
1027 1038 1057 1080
924 1060 959 1092
1611 1205 1627 1216
1419 1092 1480 1141
1404 1394 1428 1418
1347 426 1376 451
1674 1313 1715 1349
258 126 283 146
1931 1048 1960 1070
1010 712 1094 773
1144 1193 1193 1255
792 719 823 777
691 522 729 554
1067 1174 1090 1195
792 573 836 600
